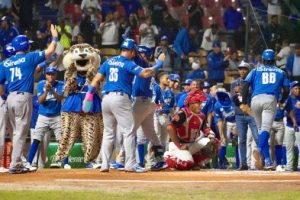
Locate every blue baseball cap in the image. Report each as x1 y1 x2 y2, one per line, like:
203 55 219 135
182 79 192 85
212 41 221 48
290 81 300 89
169 74 180 82
160 35 168 41
46 66 57 74
202 81 210 88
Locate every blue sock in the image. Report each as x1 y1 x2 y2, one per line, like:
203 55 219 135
282 146 287 165
235 146 240 168
137 144 145 166
259 131 271 165
28 139 40 164
63 157 69 165
275 145 282 165
218 146 227 166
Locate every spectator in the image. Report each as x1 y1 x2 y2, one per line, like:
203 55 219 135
139 16 159 49
154 35 174 72
201 23 219 52
206 41 229 85
98 11 119 48
81 0 101 13
267 0 281 24
120 0 143 18
286 43 300 82
283 15 300 44
122 12 139 42
223 2 243 48
265 15 283 50
160 10 179 45
71 19 81 43
0 16 19 49
57 18 72 49
276 40 291 68
148 0 168 28
187 0 203 31
80 15 96 46
186 61 206 80
173 26 199 77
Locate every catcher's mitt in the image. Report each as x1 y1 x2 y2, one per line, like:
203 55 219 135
239 104 253 116
200 138 219 158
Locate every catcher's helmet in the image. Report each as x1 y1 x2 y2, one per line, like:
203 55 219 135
12 35 30 52
262 49 275 61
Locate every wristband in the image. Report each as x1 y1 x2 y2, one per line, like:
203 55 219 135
39 61 47 68
52 37 59 42
87 86 96 93
153 59 164 72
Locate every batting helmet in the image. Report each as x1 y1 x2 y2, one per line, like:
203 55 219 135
169 74 180 82
262 49 275 61
120 38 136 50
216 91 231 107
3 44 15 58
12 35 30 52
138 45 152 59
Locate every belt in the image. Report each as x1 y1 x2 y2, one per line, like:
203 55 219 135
10 91 28 95
106 91 130 98
274 119 283 122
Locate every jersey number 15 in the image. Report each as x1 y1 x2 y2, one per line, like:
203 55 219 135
9 67 22 82
262 72 276 84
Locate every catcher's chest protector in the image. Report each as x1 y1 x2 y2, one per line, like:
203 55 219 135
177 108 204 143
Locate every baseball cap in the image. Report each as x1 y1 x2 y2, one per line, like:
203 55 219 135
169 74 180 82
202 81 210 88
238 60 250 69
290 81 300 89
182 79 192 85
212 41 221 48
160 35 168 41
46 66 57 74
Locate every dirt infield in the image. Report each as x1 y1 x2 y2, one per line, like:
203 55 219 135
1 169 300 192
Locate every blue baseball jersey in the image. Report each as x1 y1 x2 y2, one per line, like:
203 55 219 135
100 55 143 96
62 75 102 113
285 95 300 128
201 93 213 115
0 51 46 93
152 82 162 104
0 61 8 98
274 106 285 121
177 92 188 109
186 69 205 80
245 65 289 99
37 80 64 117
132 56 154 98
175 91 187 106
160 88 175 114
214 101 235 123
30 95 40 129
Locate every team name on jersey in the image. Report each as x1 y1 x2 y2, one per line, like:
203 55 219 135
256 66 283 73
3 58 26 67
108 59 125 67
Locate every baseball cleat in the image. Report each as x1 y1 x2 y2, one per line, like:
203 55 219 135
50 161 62 168
9 165 29 174
150 161 167 171
125 165 147 173
253 149 263 170
92 163 101 169
110 162 125 170
0 167 9 173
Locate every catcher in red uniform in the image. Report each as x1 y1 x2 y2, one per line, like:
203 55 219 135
164 89 218 170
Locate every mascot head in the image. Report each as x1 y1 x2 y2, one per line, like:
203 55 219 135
63 43 101 81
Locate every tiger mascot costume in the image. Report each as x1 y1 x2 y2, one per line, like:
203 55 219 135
54 43 103 166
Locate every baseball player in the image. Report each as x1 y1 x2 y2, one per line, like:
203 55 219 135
175 79 192 109
153 72 175 152
164 90 217 170
0 25 58 174
82 38 165 172
214 91 239 169
27 66 65 169
284 81 300 171
0 44 15 173
111 45 167 170
241 49 289 170
231 61 259 170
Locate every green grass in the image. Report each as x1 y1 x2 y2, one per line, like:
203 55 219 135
0 190 299 200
